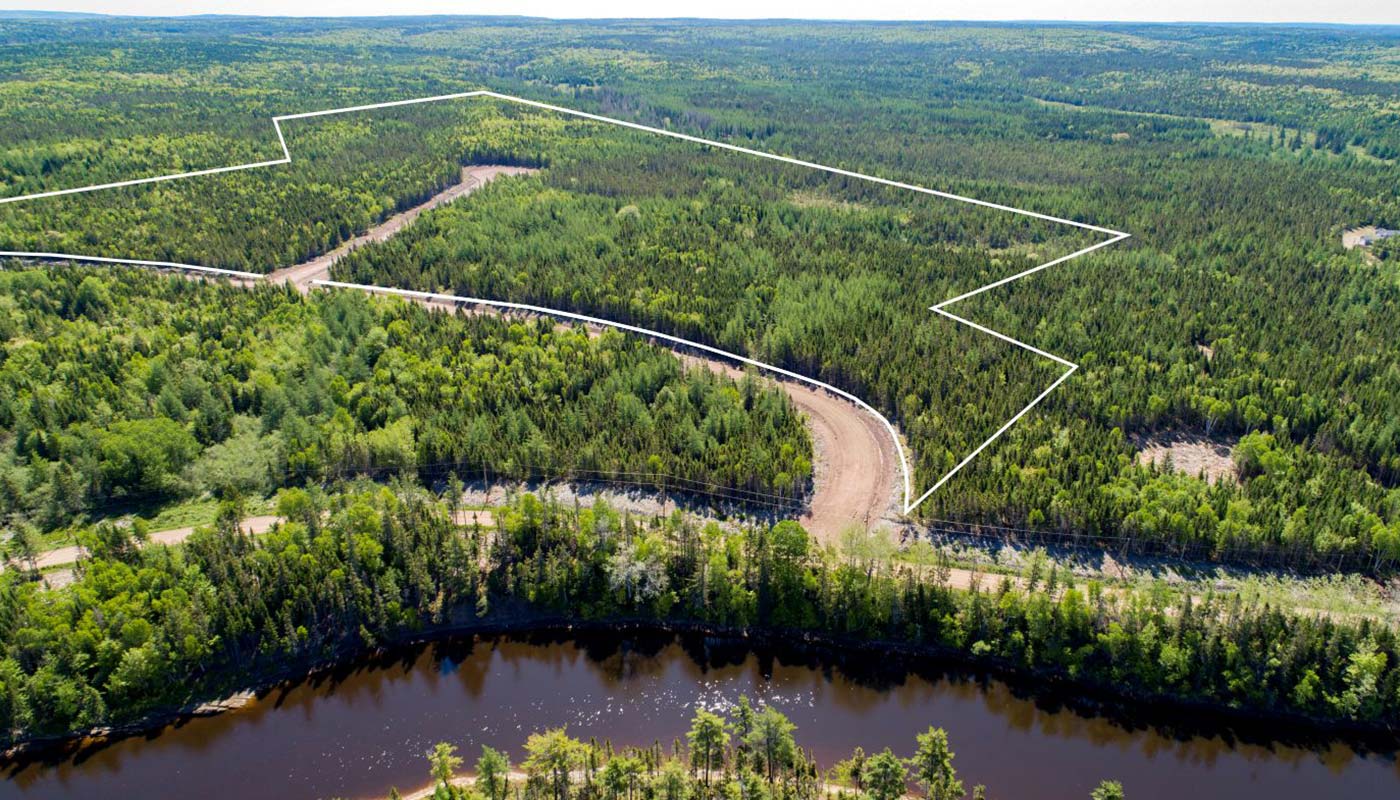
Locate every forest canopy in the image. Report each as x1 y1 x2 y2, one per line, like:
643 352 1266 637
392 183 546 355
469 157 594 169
0 17 1396 570
0 268 812 538
1 483 1395 745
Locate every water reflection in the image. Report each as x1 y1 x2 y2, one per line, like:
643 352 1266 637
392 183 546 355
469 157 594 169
2 629 1397 800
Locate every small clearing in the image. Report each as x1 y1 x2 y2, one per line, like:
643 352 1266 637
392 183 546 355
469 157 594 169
1135 432 1238 484
786 189 867 212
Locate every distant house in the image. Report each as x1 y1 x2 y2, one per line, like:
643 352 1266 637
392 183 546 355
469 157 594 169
1343 226 1399 249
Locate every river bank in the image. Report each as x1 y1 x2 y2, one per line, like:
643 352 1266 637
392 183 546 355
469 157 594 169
4 624 1398 800
6 607 1398 767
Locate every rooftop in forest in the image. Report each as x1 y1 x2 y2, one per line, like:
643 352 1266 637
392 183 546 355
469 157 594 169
1342 225 1399 249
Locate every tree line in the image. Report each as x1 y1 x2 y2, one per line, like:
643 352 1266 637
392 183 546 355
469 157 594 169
0 17 1398 569
0 482 1394 746
0 267 811 540
407 707 1126 800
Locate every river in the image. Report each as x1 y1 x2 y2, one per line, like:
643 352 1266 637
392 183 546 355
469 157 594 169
2 631 1396 799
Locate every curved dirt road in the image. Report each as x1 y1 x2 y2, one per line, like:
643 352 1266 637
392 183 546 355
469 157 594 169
146 163 904 544
681 357 898 541
792 384 900 541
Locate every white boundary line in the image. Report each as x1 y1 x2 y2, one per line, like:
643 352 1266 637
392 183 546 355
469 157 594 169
0 89 1129 515
0 251 263 280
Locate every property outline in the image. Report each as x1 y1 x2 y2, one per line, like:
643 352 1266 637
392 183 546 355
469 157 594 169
0 89 1131 514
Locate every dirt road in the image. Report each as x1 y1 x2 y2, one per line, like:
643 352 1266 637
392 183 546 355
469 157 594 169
26 515 283 589
268 163 901 542
22 515 282 573
682 357 899 542
795 386 900 541
28 511 496 589
70 162 903 551
267 165 536 291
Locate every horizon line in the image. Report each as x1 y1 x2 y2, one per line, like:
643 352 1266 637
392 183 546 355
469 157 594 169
0 10 1397 27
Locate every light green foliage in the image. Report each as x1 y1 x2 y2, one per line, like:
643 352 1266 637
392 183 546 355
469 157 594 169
859 748 908 800
524 728 584 800
96 418 200 496
911 727 963 800
188 416 283 499
657 758 691 800
416 711 1064 800
602 754 645 800
0 270 810 537
686 707 730 787
430 742 465 788
1330 638 1390 720
477 746 511 800
744 705 797 784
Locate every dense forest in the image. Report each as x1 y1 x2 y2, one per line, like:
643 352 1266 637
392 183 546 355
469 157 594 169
331 136 1075 520
0 17 1397 568
0 482 1395 748
2 17 1400 797
0 268 811 544
405 711 1125 800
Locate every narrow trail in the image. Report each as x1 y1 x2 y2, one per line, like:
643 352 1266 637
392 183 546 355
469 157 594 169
27 516 283 574
29 515 283 590
28 510 498 589
266 165 536 291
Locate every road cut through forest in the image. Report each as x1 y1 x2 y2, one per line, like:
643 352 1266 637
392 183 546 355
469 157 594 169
273 164 904 542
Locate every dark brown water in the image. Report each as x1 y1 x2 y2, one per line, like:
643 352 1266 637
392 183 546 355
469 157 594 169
3 631 1397 799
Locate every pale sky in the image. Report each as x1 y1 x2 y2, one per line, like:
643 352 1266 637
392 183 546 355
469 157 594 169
4 0 1399 26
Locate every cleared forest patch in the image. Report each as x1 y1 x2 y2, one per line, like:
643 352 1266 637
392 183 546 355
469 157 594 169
786 189 868 212
1135 432 1239 484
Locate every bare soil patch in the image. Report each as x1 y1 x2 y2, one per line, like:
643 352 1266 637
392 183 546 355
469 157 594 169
1135 432 1238 484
